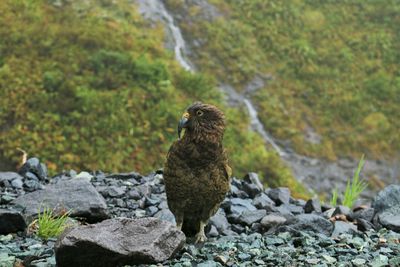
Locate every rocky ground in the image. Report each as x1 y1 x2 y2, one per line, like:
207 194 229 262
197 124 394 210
1 158 400 266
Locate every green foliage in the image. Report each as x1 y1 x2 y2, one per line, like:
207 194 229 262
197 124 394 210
0 0 304 198
342 155 368 208
167 0 400 160
37 207 70 240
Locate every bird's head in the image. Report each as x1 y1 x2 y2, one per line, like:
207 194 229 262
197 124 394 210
178 102 225 143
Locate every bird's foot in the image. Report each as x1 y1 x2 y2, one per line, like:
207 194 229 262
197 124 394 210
194 232 207 243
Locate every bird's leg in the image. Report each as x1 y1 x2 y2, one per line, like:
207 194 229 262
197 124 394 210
175 214 183 231
194 221 207 243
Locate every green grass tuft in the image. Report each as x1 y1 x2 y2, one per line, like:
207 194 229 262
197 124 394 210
37 207 70 240
342 155 368 208
330 187 338 207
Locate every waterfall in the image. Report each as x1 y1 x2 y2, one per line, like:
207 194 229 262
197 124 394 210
136 0 285 156
243 99 286 157
136 0 193 72
135 0 398 199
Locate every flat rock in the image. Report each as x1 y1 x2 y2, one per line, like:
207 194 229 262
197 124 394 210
224 198 256 215
12 179 109 223
283 214 333 236
266 187 290 206
237 209 267 226
0 209 27 234
260 214 287 230
55 217 185 267
331 221 358 238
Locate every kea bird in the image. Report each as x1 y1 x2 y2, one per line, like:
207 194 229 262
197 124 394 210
164 102 231 243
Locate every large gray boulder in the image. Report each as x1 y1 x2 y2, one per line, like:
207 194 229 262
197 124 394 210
12 178 109 222
373 185 400 231
55 217 186 267
372 185 400 212
0 209 26 234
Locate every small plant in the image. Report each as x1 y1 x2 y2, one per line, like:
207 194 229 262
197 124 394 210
342 155 368 208
36 207 70 240
330 187 338 207
329 155 368 208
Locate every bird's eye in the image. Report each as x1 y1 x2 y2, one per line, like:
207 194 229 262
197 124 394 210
196 110 204 116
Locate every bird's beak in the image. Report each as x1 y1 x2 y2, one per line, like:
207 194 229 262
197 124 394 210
178 112 190 139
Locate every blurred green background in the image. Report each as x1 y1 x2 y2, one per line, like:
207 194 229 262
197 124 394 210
1 0 399 197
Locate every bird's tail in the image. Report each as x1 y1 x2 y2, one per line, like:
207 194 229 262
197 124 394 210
181 218 200 237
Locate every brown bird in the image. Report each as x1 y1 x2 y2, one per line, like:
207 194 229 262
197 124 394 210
164 102 231 243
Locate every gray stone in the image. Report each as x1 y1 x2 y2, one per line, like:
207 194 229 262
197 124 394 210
323 208 335 219
260 214 287 230
207 225 219 237
75 171 93 182
283 214 333 236
373 185 400 213
274 205 293 216
242 173 263 197
356 218 376 232
237 209 267 226
290 198 306 207
0 172 23 182
0 253 15 267
304 198 322 213
209 209 229 232
252 193 275 210
106 172 142 180
11 178 23 189
19 157 47 181
25 171 39 181
351 207 374 222
230 184 249 199
106 186 126 197
225 198 256 215
286 204 304 215
127 189 142 200
12 179 109 223
146 206 159 216
0 209 27 234
378 205 400 232
136 184 151 198
331 221 358 238
244 173 263 191
55 217 185 267
266 187 290 206
24 179 43 192
332 205 351 218
154 209 176 224
242 183 262 198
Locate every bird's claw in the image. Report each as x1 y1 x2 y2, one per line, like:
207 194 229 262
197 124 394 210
194 233 207 243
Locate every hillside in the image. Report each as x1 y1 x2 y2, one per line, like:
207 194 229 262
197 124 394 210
166 0 400 161
0 0 307 196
